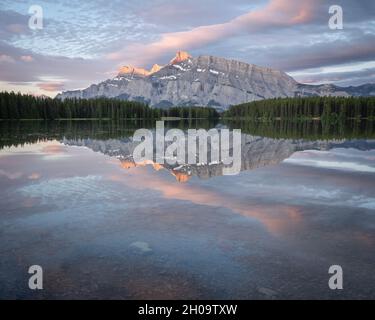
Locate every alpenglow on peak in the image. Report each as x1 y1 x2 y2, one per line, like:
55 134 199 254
118 64 164 77
117 51 191 77
169 51 192 64
118 65 150 77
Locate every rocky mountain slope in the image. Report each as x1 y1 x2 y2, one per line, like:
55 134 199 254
57 51 375 110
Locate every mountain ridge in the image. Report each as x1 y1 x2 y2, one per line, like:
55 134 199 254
56 51 375 110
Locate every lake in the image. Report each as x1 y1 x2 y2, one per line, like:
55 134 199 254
0 119 375 299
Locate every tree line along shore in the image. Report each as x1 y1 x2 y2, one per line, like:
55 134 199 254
0 92 374 121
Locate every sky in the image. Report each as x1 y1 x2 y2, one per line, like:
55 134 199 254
0 0 374 97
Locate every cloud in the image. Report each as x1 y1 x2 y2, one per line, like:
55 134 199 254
28 173 41 180
6 23 27 34
0 169 23 180
2 3 151 59
0 0 374 93
0 42 115 93
0 54 15 63
135 0 265 30
290 65 375 86
0 10 30 40
20 55 33 62
108 0 320 66
37 82 65 92
265 33 375 71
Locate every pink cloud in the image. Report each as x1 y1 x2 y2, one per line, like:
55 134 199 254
0 54 16 63
28 173 41 180
37 82 65 92
6 23 27 34
20 55 34 62
108 0 319 66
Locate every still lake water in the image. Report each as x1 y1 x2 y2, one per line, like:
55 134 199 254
0 120 375 299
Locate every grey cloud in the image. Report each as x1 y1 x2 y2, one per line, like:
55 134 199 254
0 10 31 40
292 67 375 86
0 42 114 91
134 0 265 30
265 33 375 71
2 3 153 59
1 0 375 92
334 0 375 23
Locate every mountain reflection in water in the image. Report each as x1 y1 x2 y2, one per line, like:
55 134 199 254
62 133 375 182
0 120 375 299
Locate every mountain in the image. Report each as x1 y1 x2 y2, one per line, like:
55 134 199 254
118 64 163 77
56 51 375 110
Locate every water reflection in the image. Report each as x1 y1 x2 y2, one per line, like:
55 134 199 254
0 120 375 299
55 121 375 182
1 120 375 182
1 119 374 149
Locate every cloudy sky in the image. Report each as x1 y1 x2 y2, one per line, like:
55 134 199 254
0 0 374 96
